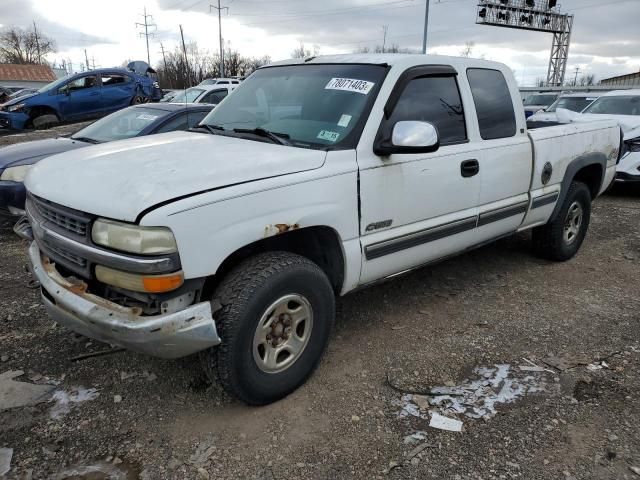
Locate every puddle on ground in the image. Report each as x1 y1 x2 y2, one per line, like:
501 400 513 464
395 364 554 422
50 387 100 419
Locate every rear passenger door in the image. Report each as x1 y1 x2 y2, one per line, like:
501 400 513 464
100 73 134 113
358 67 482 284
465 68 533 243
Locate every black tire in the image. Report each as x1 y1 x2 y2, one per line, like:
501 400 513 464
532 181 592 261
32 113 59 130
200 252 335 405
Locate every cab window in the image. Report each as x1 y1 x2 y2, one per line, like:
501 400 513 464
388 76 467 145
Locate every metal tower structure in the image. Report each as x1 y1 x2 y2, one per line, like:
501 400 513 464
476 0 573 86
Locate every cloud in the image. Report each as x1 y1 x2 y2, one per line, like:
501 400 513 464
1 0 114 51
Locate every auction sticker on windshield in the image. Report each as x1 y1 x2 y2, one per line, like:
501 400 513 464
317 130 340 142
325 78 375 95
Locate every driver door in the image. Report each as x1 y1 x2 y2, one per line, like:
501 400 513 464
57 74 102 120
358 67 482 284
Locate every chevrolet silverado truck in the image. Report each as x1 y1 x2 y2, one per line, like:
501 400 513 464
21 55 621 405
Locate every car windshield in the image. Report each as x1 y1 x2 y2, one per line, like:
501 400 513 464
71 106 163 143
170 88 205 103
523 94 557 106
582 96 640 116
546 96 597 113
37 75 74 93
199 79 217 85
200 64 387 150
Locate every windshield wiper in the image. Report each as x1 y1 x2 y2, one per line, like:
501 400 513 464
71 136 100 144
233 128 291 146
191 124 225 135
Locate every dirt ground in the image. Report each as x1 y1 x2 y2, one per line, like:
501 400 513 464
0 122 92 147
1 151 639 478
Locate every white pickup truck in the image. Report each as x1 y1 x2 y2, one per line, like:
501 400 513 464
22 54 621 405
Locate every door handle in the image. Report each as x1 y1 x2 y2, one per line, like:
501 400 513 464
461 159 479 178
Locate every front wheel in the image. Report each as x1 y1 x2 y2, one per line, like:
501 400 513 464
532 181 592 261
201 252 335 405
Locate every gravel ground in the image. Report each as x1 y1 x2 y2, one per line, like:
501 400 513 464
1 175 639 477
0 122 93 147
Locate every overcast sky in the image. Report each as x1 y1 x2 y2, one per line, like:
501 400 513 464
0 0 638 85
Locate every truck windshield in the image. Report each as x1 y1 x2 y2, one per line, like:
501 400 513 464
547 96 596 113
582 96 640 116
523 94 557 106
200 64 387 150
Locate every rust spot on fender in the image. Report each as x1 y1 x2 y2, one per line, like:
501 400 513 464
264 223 301 237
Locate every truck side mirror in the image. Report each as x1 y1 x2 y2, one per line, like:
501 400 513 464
374 121 440 156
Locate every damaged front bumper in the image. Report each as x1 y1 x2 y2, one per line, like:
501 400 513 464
28 242 221 359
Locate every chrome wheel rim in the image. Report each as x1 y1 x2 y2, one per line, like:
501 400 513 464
252 294 313 374
563 201 583 245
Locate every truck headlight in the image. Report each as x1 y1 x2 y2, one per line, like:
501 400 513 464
0 164 32 182
92 218 178 255
7 103 26 113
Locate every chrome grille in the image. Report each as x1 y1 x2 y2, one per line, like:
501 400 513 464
41 239 87 268
30 195 89 237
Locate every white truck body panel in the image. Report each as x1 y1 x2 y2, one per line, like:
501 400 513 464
23 54 624 362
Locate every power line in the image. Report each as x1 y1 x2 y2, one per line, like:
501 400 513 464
136 6 157 66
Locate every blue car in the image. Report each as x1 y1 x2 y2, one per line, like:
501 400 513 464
0 66 162 131
0 103 213 220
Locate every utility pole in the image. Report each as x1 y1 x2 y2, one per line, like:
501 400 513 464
84 49 90 70
422 0 430 54
210 1 229 78
91 56 96 70
136 7 157 66
572 66 581 86
33 21 41 64
159 42 171 88
382 25 388 53
179 25 191 86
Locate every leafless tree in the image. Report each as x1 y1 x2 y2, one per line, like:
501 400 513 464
460 42 475 58
0 26 56 64
291 43 319 59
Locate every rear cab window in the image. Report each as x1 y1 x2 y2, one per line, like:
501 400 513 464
466 68 517 140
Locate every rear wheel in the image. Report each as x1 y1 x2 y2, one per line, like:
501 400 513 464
532 181 592 261
200 252 335 405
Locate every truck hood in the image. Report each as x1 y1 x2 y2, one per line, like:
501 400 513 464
0 137 86 170
25 131 327 222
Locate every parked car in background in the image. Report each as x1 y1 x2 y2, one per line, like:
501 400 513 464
528 92 602 123
198 78 241 86
0 86 24 103
523 93 559 118
0 103 212 219
169 84 236 104
160 90 179 102
0 67 162 131
21 54 621 405
552 90 640 184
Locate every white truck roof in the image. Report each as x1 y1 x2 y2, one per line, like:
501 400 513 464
268 53 511 72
